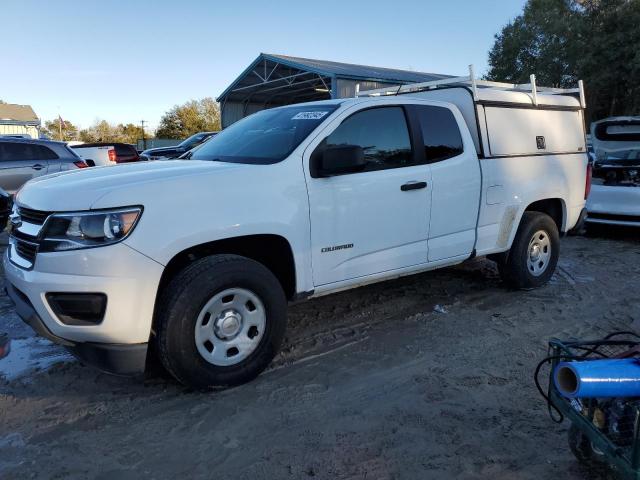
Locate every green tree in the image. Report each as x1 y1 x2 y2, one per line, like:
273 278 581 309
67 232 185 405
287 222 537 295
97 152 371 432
155 97 221 139
117 123 145 144
78 128 97 143
87 120 115 142
42 119 79 141
40 118 147 144
486 0 640 121
487 0 578 87
77 120 147 144
574 0 640 117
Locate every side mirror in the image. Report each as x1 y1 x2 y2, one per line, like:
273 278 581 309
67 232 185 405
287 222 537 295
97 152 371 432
312 145 366 177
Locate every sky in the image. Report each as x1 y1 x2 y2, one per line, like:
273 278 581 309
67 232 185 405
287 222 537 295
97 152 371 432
0 0 527 132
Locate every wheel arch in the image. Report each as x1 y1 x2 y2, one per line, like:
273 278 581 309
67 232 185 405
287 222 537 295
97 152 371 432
490 198 566 264
153 234 297 313
524 198 566 232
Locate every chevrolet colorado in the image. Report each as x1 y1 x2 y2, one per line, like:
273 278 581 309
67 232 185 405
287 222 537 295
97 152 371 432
5 76 589 388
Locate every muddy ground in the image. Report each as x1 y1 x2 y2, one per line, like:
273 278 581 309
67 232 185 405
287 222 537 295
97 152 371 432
1 227 639 479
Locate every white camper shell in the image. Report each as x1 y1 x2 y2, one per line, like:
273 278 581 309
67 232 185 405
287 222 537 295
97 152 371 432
358 68 587 160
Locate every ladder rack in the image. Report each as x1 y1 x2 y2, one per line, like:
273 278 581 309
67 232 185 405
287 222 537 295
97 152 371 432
356 65 586 108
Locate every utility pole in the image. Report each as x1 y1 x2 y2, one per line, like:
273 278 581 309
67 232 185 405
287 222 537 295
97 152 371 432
140 120 147 150
56 105 62 141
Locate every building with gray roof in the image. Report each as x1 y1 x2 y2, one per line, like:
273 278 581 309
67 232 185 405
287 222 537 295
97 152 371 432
217 53 450 127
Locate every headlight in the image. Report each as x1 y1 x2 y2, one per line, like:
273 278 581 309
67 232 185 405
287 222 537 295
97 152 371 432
39 207 142 252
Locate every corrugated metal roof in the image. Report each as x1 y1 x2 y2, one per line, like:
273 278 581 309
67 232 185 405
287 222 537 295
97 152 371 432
0 103 39 123
217 53 452 102
265 53 451 83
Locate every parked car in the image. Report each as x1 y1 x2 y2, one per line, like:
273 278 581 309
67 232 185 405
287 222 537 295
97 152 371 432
586 117 640 227
71 143 141 166
0 134 32 139
0 188 11 231
5 78 589 389
139 132 217 161
0 137 88 194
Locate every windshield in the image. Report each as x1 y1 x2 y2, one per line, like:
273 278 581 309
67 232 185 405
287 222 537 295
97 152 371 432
189 104 339 164
594 121 640 142
179 133 211 149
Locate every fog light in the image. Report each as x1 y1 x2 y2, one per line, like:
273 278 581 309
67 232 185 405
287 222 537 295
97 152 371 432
46 293 107 326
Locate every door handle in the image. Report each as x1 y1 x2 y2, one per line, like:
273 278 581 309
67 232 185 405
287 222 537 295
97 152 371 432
32 164 45 171
400 181 427 191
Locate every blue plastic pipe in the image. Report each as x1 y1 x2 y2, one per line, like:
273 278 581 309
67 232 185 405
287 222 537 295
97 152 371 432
554 359 640 398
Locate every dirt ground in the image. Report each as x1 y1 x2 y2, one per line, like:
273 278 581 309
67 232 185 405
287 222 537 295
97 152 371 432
1 227 639 479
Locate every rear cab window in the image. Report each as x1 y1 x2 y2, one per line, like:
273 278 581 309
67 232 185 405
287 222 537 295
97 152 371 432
412 105 464 162
594 120 640 142
114 144 136 157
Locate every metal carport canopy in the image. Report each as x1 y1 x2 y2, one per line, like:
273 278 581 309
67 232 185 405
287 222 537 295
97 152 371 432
216 53 452 106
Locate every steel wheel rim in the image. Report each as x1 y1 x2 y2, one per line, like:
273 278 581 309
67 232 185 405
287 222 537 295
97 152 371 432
194 288 266 366
527 230 551 277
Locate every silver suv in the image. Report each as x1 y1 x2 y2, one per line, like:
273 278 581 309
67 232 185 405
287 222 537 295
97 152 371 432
0 137 87 194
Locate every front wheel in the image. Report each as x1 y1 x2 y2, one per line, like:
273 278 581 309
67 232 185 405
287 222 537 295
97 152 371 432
156 254 287 389
498 211 560 289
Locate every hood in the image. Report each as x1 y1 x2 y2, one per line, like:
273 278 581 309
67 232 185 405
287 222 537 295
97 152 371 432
16 160 246 211
141 146 185 157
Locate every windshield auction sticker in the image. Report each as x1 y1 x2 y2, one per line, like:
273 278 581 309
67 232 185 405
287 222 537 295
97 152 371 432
292 111 330 120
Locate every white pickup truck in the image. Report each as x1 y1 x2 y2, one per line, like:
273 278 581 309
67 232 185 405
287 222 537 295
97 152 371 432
5 75 589 388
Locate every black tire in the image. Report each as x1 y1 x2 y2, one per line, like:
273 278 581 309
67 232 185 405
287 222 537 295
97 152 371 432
156 254 287 389
568 424 607 468
498 211 560 289
567 424 596 467
568 424 593 466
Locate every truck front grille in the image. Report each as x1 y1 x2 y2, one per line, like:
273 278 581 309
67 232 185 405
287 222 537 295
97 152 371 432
14 238 38 264
18 207 52 225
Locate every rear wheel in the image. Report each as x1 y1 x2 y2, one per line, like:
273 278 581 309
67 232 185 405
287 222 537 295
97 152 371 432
156 254 287 389
498 212 560 289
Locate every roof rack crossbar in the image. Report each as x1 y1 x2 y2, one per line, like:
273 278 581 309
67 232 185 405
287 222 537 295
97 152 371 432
469 65 477 101
356 65 585 107
361 74 472 97
530 74 538 106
